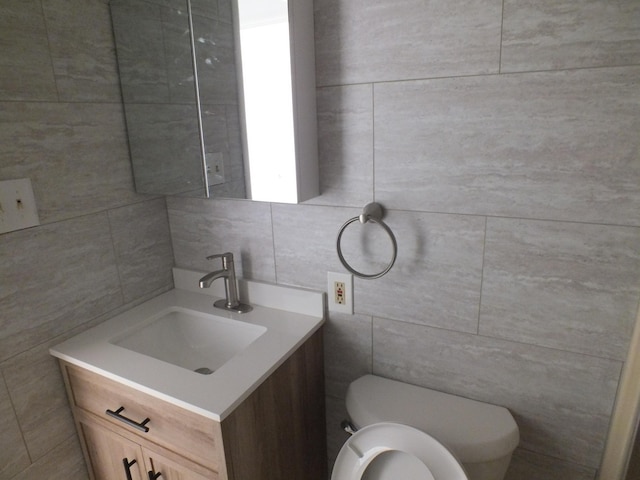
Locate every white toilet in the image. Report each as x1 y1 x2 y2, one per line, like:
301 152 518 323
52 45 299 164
332 375 519 480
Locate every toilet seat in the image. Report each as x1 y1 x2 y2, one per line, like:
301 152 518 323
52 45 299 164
332 423 468 480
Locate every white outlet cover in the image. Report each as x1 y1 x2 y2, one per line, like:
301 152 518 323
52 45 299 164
0 178 40 234
327 271 353 314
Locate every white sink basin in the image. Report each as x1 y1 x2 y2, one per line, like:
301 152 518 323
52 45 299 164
111 307 266 374
50 269 324 421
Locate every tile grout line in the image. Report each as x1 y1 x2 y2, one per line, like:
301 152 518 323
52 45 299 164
476 216 489 335
371 83 376 202
0 368 33 465
38 0 61 103
371 312 627 364
499 0 506 74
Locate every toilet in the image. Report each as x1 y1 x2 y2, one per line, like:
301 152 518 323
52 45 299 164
332 375 519 480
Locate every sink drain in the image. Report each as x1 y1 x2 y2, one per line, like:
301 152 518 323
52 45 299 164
194 367 214 375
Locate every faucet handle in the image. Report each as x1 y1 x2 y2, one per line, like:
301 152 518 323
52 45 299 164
206 252 234 269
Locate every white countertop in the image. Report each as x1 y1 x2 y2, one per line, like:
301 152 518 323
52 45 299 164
50 269 325 421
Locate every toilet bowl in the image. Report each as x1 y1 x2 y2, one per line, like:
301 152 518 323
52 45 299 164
333 422 468 480
331 375 519 480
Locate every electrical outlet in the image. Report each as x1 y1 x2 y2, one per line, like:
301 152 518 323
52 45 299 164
334 281 345 304
327 272 353 314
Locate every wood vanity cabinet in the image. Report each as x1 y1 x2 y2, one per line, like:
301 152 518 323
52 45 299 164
59 330 326 480
79 419 212 480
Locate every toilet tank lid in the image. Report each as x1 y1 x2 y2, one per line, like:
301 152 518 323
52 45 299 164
346 375 519 463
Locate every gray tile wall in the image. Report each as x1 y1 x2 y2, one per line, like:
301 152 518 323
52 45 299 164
168 0 640 478
1 0 637 478
0 1 175 478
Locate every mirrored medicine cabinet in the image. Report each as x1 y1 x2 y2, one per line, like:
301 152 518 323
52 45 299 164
110 0 319 203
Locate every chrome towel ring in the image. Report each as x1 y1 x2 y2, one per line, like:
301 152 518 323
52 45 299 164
336 202 398 279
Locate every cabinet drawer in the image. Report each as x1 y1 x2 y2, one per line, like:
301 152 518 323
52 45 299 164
63 363 222 472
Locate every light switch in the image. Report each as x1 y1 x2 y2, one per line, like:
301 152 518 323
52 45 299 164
0 178 40 234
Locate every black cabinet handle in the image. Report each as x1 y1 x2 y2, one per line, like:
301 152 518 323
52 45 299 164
148 471 162 480
106 406 150 432
122 458 137 480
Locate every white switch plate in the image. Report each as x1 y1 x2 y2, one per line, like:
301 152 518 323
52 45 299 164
0 178 40 234
327 271 353 314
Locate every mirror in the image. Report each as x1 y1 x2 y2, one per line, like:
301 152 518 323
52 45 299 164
110 0 319 203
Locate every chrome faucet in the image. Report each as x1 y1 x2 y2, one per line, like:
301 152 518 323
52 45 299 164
199 253 252 313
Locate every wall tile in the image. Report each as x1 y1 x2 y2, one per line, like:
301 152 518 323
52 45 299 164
0 0 58 101
110 0 172 103
165 5 200 104
502 0 640 73
42 0 122 102
271 204 360 289
125 103 203 195
311 84 373 207
0 213 123 362
480 218 640 360
9 434 88 480
314 0 502 86
505 448 596 480
1 342 75 462
0 102 141 224
372 317 622 468
355 211 485 334
324 312 372 399
0 374 30 479
374 67 640 226
192 14 238 105
190 0 218 19
167 196 276 281
273 206 484 333
108 198 175 304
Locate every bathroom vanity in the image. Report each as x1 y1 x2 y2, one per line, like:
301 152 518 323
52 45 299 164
51 269 326 480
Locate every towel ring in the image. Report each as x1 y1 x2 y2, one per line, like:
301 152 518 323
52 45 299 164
336 202 398 279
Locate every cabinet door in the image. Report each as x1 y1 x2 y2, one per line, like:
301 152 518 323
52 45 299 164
80 419 146 480
144 448 217 480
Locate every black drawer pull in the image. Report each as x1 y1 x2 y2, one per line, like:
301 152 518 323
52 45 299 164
123 458 137 480
148 471 162 479
106 406 150 432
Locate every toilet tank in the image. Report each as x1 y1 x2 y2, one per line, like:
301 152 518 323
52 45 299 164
345 375 519 480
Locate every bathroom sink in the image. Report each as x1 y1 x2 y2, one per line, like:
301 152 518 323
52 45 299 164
111 307 266 375
50 270 324 420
